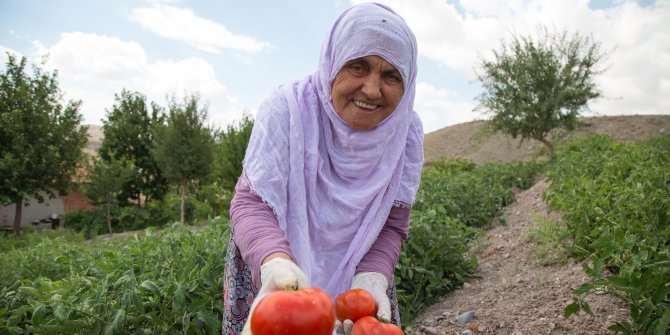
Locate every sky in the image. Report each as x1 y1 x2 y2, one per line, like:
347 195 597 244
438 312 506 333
1 0 668 134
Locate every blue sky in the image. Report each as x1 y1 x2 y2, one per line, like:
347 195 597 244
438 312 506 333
1 0 668 134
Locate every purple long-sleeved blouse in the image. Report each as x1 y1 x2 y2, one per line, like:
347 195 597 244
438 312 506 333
230 176 410 289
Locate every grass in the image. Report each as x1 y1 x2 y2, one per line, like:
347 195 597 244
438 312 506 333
526 212 570 266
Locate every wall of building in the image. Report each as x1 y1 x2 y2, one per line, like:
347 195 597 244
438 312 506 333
0 191 94 228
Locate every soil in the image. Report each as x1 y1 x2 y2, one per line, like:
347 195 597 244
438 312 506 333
409 179 631 335
410 114 670 335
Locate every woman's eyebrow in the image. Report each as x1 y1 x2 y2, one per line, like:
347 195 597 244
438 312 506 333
382 68 402 77
346 57 370 67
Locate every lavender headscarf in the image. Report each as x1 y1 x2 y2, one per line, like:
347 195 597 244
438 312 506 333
242 2 423 298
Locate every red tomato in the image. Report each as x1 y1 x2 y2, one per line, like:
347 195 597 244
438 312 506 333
335 288 377 322
251 287 335 335
352 316 404 335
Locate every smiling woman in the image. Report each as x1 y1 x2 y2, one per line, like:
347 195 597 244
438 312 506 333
222 3 423 335
332 55 405 130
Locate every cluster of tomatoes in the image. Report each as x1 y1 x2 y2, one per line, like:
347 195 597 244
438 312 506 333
250 287 404 335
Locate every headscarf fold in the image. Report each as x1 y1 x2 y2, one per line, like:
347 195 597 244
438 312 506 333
242 2 423 297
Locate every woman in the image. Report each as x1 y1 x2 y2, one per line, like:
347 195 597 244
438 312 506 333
222 3 423 334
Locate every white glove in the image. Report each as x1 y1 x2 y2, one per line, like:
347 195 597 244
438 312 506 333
352 272 391 321
335 272 391 335
241 258 308 335
334 319 354 335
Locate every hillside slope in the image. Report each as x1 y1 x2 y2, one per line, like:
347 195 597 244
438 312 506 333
424 115 670 164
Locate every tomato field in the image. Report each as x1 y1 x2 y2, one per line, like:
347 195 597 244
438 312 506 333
1 133 668 334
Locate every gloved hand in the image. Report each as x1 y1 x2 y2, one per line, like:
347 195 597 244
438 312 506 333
335 272 391 335
241 257 308 335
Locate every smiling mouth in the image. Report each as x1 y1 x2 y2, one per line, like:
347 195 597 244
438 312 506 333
352 99 379 110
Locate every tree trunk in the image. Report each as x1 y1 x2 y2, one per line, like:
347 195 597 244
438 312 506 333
13 197 23 236
539 137 555 154
180 184 185 225
106 197 113 235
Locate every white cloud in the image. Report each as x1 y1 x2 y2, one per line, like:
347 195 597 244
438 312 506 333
415 82 478 134
353 0 669 124
129 4 273 54
0 45 22 63
32 32 244 127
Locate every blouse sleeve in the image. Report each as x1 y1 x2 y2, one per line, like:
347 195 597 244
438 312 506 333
355 205 411 281
230 175 294 290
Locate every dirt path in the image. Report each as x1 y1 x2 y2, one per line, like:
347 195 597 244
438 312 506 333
410 179 631 335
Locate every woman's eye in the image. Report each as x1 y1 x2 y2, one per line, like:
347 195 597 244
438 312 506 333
385 73 402 84
348 64 365 75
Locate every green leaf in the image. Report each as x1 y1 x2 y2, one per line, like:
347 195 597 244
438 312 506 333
105 309 126 335
654 307 670 335
31 305 47 325
54 304 67 320
18 286 39 298
55 255 70 264
580 301 594 317
140 280 160 293
605 276 640 296
608 321 633 334
132 292 144 314
564 302 580 318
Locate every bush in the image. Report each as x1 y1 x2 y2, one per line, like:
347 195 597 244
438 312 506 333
61 209 107 239
546 134 670 334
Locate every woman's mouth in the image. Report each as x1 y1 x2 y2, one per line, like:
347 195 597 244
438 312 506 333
352 99 379 110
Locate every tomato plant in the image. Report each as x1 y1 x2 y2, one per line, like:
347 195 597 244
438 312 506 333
251 287 335 335
335 288 377 322
352 316 404 335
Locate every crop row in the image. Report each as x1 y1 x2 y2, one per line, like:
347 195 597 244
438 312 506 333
545 134 670 335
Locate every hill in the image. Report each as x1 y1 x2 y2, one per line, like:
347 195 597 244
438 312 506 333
424 114 670 164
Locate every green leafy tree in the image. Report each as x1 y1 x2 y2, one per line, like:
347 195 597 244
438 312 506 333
83 154 134 235
214 112 254 191
0 54 88 234
153 94 215 224
475 28 606 153
99 89 167 206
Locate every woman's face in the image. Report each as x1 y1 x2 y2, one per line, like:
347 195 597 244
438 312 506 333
331 55 404 130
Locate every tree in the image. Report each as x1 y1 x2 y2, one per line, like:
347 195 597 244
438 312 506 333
475 27 606 153
99 89 168 206
153 94 215 224
0 54 88 234
83 155 134 235
214 112 254 191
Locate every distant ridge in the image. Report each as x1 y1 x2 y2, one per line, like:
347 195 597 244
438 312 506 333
423 115 670 164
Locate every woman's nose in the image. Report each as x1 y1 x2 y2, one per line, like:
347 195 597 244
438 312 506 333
361 75 382 99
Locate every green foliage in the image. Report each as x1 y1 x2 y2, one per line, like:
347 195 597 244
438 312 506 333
415 160 543 227
546 134 670 334
153 94 215 224
0 228 85 253
214 112 254 191
83 156 135 234
193 183 230 220
0 53 88 232
397 159 543 325
100 89 168 206
60 209 108 239
0 219 229 334
61 206 173 239
475 27 606 152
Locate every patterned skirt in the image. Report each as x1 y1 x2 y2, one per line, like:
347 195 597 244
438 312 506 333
222 233 402 335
